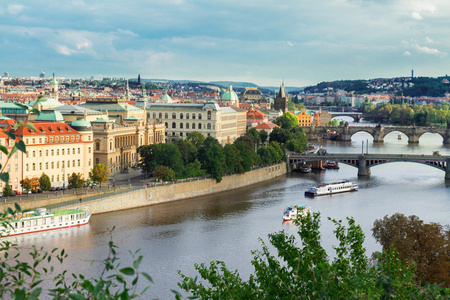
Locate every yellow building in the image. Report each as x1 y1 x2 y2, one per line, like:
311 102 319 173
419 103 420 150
296 110 312 127
312 110 332 126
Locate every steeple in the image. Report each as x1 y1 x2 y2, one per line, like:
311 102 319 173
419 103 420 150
125 80 130 100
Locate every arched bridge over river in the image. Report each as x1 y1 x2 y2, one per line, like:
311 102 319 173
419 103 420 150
303 124 450 144
288 153 450 180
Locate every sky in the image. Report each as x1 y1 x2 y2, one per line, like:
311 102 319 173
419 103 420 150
1 0 450 87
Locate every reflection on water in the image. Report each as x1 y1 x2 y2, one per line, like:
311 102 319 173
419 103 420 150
12 123 450 299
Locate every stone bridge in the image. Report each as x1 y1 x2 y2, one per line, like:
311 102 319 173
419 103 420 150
329 112 363 122
288 153 450 180
303 124 450 144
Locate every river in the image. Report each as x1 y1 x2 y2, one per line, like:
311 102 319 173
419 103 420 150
9 119 450 299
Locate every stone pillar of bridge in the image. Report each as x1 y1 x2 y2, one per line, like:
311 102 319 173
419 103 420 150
357 155 371 177
286 156 293 173
443 128 450 145
445 158 450 180
372 125 384 143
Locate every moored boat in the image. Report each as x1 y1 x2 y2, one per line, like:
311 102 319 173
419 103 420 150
305 180 358 197
300 164 312 173
1 208 91 237
324 161 339 169
283 205 311 222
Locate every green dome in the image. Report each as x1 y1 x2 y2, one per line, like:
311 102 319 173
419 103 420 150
221 85 239 102
36 110 64 121
70 119 92 131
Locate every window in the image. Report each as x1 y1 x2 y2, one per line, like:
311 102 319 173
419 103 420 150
165 113 168 119
39 163 42 170
67 160 70 168
33 151 36 157
51 150 54 156
32 138 35 144
57 175 59 181
57 161 59 168
96 142 100 151
39 150 42 157
207 111 211 120
39 138 42 143
32 163 35 171
180 113 184 119
186 123 189 129
172 122 176 129
172 113 176 119
14 164 18 172
192 123 195 129
198 123 202 130
51 162 54 169
159 113 162 119
192 114 196 120
46 150 48 156
186 113 190 119
26 164 29 171
88 147 91 154
15 152 18 158
62 149 65 155
78 159 81 167
57 149 59 155
62 161 65 168
207 123 211 130
198 113 202 120
51 175 54 182
180 132 183 137
110 142 112 150
46 162 48 169
180 123 183 129
95 158 99 164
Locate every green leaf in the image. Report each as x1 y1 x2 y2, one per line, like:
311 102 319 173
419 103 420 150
141 272 153 283
133 255 143 269
25 122 38 132
68 293 87 300
31 109 41 115
15 103 29 110
4 131 16 140
0 172 9 184
15 140 26 153
10 145 18 156
14 203 21 211
119 267 135 276
37 98 47 103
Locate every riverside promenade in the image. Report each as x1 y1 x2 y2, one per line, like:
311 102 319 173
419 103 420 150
1 163 287 214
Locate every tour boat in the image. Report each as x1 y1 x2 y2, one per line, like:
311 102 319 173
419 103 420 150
1 208 91 237
283 205 311 222
304 180 358 197
324 161 339 169
398 134 402 140
300 164 312 173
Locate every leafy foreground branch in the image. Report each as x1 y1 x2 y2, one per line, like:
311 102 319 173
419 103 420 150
177 213 449 299
0 205 153 300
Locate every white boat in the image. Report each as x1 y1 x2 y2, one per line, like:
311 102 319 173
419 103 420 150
304 180 358 197
282 205 311 222
2 208 91 237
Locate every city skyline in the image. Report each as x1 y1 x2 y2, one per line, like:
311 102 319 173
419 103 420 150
1 1 450 87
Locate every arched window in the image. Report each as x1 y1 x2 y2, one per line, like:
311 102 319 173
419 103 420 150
180 123 183 129
153 113 156 119
207 123 211 130
180 113 184 119
198 123 202 130
165 113 168 119
207 111 211 120
192 114 196 120
192 123 195 129
198 113 202 120
95 141 100 151
172 113 176 119
172 122 176 128
186 123 189 129
96 158 100 164
165 122 168 128
186 113 190 119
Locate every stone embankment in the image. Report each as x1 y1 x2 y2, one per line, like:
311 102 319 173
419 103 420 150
1 163 287 215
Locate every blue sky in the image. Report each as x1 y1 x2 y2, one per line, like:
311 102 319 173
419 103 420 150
1 0 450 87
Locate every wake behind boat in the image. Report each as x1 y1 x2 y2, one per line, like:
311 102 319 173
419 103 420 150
305 180 358 197
2 208 91 237
283 205 311 222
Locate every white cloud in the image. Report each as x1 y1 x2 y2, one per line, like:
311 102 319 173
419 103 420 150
403 51 411 56
287 41 293 47
117 29 139 37
414 44 442 55
7 4 26 15
425 36 434 43
411 12 422 20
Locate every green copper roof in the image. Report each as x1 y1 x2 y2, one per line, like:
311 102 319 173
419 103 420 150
124 116 141 120
70 119 92 130
160 93 173 102
36 110 64 121
221 85 239 101
91 118 112 123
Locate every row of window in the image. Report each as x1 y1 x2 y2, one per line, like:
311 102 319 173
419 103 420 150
152 111 212 120
26 159 91 171
165 122 214 130
24 135 88 145
28 147 90 158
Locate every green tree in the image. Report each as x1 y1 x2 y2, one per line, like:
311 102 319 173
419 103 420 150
177 213 449 299
154 165 176 181
183 159 205 178
186 131 205 150
138 143 184 176
234 141 254 172
329 119 339 126
274 112 298 130
68 172 85 188
269 127 291 145
2 183 12 197
257 146 273 165
245 128 261 147
372 213 450 286
39 173 51 191
175 139 197 165
198 142 225 182
259 129 268 145
89 163 110 187
223 144 238 174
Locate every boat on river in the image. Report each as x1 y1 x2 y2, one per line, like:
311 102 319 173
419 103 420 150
324 161 339 169
283 205 311 222
1 208 91 237
304 180 358 197
300 164 312 173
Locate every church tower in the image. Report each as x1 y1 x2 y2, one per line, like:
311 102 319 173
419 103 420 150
274 81 288 113
49 73 59 100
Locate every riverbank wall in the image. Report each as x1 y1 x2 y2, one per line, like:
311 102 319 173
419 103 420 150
3 163 287 215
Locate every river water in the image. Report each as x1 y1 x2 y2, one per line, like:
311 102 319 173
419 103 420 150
10 119 450 299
